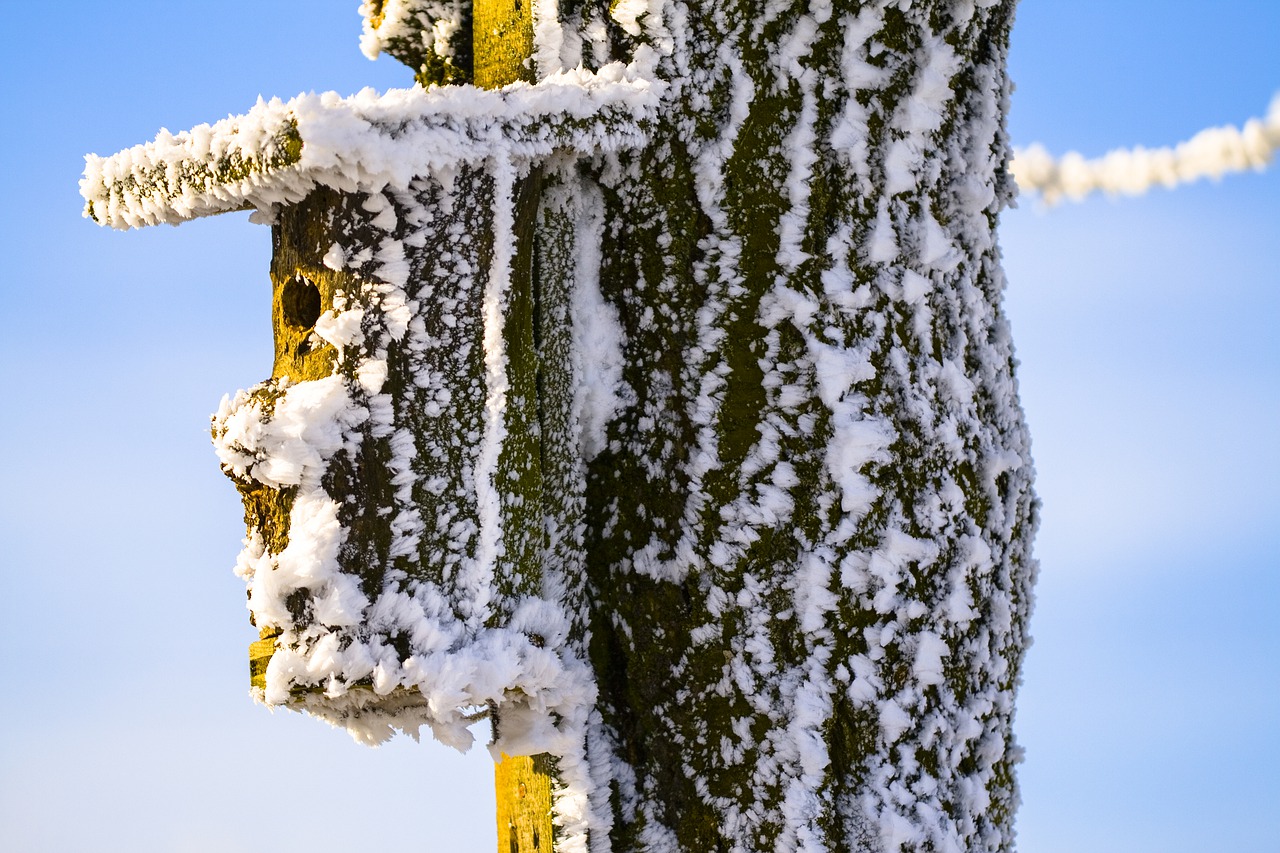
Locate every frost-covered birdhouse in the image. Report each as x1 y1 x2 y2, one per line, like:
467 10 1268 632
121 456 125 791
81 41 654 751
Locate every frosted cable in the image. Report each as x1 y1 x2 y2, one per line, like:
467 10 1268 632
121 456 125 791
1012 92 1280 206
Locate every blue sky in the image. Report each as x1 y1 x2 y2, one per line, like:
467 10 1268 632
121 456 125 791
1004 4 1278 850
1 3 1276 851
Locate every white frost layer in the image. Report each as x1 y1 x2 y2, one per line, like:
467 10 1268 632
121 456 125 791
358 0 465 63
81 66 659 230
207 153 609 848
263 598 597 753
214 366 598 753
213 375 368 489
1012 92 1280 206
568 180 625 460
140 2 1032 849
472 156 517 628
577 2 1035 851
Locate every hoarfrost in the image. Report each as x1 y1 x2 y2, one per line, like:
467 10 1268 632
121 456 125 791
1013 91 1280 205
81 69 658 230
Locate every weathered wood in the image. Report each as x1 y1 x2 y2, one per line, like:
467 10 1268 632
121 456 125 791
496 754 557 853
82 121 301 227
270 228 339 384
248 627 280 692
89 3 1038 849
470 5 560 850
81 90 651 230
220 162 559 737
473 0 535 88
575 4 1036 849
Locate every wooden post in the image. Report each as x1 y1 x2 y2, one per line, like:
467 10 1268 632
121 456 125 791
473 0 535 89
496 753 556 853
470 5 556 851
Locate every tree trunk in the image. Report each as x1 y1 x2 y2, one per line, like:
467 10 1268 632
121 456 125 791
560 2 1036 850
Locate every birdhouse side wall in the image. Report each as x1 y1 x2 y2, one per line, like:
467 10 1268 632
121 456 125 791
212 164 595 752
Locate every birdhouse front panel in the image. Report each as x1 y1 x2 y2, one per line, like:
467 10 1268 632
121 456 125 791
211 165 591 750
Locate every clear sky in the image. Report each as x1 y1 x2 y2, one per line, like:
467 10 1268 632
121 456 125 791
1 3 1276 852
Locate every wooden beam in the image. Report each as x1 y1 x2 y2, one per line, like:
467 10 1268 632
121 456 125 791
495 754 557 853
473 0 535 88
471 6 557 852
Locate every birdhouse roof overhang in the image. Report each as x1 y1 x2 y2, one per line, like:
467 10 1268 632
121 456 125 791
82 65 658 230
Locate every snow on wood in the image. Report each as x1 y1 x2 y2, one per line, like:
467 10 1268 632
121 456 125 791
81 66 658 230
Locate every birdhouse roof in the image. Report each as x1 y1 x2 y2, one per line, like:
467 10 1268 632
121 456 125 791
82 65 657 230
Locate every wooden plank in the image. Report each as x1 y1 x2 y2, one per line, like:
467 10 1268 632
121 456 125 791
495 753 557 853
473 0 535 88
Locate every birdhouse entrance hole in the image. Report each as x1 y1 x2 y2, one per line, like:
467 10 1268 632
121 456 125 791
281 275 322 330
268 196 339 384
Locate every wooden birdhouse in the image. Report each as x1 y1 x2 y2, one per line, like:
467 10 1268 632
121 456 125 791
81 2 654 770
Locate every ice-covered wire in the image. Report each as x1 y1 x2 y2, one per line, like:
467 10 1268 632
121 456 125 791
1012 92 1280 206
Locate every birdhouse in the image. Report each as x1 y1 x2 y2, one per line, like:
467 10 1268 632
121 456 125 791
81 51 654 754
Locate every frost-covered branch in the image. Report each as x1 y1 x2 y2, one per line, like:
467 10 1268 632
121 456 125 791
81 67 657 230
1012 93 1280 206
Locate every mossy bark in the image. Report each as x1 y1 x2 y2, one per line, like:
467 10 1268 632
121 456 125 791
567 2 1035 851
471 2 558 844
238 9 562 849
